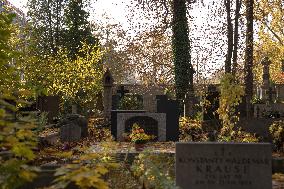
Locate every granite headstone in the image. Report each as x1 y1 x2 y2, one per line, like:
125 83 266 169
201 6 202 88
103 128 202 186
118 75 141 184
176 142 272 189
60 124 81 142
156 95 179 141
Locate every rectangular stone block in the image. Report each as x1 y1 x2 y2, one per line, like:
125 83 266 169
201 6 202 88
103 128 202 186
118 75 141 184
176 142 272 189
60 124 81 142
117 112 166 141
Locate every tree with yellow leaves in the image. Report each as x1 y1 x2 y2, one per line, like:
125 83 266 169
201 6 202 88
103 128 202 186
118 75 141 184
254 0 284 84
23 43 104 113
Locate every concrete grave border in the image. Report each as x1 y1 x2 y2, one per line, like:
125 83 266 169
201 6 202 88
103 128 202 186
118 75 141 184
117 113 166 141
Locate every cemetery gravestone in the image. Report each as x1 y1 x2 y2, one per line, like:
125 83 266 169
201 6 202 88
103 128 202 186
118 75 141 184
116 112 166 141
103 68 114 119
111 110 146 140
125 116 158 141
60 124 81 142
37 95 60 123
203 85 219 121
57 114 88 138
261 57 272 102
117 85 130 99
156 95 179 141
176 142 272 189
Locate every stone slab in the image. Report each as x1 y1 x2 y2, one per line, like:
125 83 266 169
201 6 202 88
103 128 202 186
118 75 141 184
111 110 146 140
156 95 179 141
176 142 272 189
60 124 81 142
117 112 166 141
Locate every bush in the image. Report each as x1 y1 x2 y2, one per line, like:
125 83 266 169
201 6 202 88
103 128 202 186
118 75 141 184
269 120 284 151
179 117 208 142
131 151 178 189
118 95 143 110
0 96 38 188
52 152 118 189
218 127 259 143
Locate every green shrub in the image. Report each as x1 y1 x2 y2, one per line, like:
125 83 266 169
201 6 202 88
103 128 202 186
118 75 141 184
269 120 284 151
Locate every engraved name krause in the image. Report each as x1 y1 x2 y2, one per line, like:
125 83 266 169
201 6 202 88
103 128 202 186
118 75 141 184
178 157 270 165
178 157 270 174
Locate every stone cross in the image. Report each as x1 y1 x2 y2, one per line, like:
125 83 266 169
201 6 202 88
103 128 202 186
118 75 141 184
117 85 129 99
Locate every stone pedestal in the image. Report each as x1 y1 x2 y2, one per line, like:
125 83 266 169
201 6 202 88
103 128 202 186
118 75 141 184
261 57 272 102
103 68 114 119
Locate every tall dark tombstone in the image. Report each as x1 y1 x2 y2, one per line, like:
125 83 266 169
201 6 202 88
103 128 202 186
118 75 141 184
156 95 179 141
103 68 114 119
37 96 60 123
261 57 272 103
203 85 220 124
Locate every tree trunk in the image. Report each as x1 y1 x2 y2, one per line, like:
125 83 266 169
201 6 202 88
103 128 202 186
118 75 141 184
172 0 194 116
244 0 254 117
225 0 233 73
232 0 242 76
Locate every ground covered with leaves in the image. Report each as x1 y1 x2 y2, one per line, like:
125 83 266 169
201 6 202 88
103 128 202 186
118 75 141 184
33 117 284 189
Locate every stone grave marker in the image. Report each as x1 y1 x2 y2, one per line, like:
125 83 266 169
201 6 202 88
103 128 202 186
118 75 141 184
156 95 179 141
57 114 88 138
203 85 220 122
60 124 81 142
116 112 166 141
103 68 114 119
125 115 159 141
37 95 60 123
111 110 146 140
176 142 272 189
117 85 130 100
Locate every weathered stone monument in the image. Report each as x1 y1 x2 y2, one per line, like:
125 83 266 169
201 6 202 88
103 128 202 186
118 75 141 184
58 114 88 142
176 142 272 189
111 94 180 142
253 57 284 118
261 57 272 103
60 124 81 142
116 112 166 141
156 95 179 141
103 68 114 119
36 95 60 123
116 85 129 100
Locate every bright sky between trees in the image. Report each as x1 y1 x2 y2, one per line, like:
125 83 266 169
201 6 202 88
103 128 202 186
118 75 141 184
9 0 130 27
9 0 224 78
